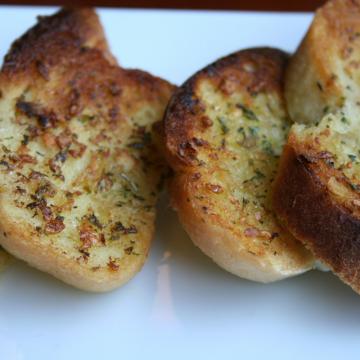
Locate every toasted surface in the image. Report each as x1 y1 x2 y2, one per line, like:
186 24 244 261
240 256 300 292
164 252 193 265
285 0 360 124
164 48 314 282
0 8 174 291
274 0 360 293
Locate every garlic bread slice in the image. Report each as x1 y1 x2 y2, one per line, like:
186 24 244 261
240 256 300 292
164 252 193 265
273 0 360 293
0 8 174 291
164 48 314 282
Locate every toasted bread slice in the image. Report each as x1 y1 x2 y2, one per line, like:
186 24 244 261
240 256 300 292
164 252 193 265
273 0 360 293
0 8 174 291
164 48 314 282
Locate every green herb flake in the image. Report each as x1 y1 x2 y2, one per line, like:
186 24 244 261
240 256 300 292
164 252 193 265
217 117 229 135
242 197 249 208
350 183 360 192
348 154 357 162
323 105 330 114
243 169 266 184
340 96 346 106
248 127 259 136
119 173 138 193
341 116 350 125
21 135 30 146
1 136 14 141
254 170 265 179
262 140 274 156
237 104 259 121
79 114 95 123
143 131 152 144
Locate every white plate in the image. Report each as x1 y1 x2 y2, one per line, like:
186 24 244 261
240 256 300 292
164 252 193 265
0 7 359 360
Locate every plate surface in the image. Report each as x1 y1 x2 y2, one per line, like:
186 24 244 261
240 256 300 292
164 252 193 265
0 7 359 360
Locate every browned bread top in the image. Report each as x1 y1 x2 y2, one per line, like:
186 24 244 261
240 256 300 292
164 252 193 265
0 8 174 291
166 49 287 168
164 48 313 282
3 8 116 79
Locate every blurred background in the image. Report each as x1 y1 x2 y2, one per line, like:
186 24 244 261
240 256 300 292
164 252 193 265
0 0 326 11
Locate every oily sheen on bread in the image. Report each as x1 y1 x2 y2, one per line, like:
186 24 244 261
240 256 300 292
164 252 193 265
273 0 360 293
164 48 314 282
0 8 174 291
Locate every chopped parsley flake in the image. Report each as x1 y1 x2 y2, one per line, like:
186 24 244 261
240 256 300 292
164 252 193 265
79 114 95 123
217 117 229 135
262 140 274 156
254 170 265 179
243 169 266 184
316 81 323 91
350 183 360 192
341 117 350 125
249 127 259 136
348 154 357 162
237 104 259 121
242 197 249 208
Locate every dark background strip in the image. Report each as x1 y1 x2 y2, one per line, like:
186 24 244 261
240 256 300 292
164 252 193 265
0 0 326 11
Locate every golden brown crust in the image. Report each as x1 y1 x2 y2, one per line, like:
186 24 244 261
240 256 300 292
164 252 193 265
0 8 174 291
3 8 116 79
273 138 360 294
164 48 313 282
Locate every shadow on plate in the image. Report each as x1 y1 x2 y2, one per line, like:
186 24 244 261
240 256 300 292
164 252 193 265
155 194 360 329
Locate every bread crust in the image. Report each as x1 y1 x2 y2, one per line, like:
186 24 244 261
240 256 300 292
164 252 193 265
0 8 174 291
164 48 313 282
273 137 360 293
2 7 116 78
